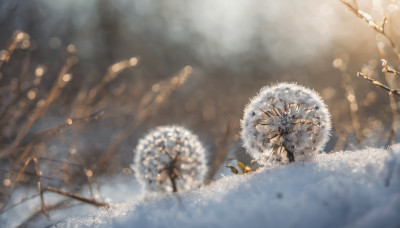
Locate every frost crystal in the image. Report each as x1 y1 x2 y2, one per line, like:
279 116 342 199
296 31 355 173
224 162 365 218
133 125 207 193
241 82 331 165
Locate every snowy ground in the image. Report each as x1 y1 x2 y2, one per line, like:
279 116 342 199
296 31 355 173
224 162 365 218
53 145 400 228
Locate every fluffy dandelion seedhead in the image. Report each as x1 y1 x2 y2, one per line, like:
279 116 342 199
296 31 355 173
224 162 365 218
133 125 207 193
241 82 331 165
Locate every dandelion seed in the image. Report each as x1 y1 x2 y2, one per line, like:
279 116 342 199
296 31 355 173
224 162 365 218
133 125 207 194
241 82 331 165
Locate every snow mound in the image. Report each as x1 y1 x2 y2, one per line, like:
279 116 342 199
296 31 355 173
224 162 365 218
57 145 400 228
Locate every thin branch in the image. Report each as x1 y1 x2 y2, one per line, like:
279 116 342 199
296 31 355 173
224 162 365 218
207 117 236 181
378 50 398 146
0 168 58 181
16 200 69 228
340 0 395 49
71 57 138 118
94 66 193 170
356 72 400 97
342 71 362 147
382 59 400 76
33 157 49 218
4 47 77 156
37 157 95 198
0 193 41 213
0 31 29 69
45 186 108 207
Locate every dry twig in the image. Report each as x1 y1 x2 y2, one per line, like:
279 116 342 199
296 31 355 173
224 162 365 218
356 72 400 97
33 157 49 218
45 186 108 207
4 46 77 156
94 66 193 170
0 31 29 69
340 0 395 49
382 59 400 76
207 117 236 181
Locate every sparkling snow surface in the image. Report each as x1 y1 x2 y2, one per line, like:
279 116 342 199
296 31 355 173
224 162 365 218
57 145 400 228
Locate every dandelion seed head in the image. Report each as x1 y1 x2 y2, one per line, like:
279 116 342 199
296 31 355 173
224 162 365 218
133 125 207 194
241 82 331 165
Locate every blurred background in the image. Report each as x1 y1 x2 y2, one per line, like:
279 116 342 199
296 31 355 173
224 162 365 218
0 0 400 226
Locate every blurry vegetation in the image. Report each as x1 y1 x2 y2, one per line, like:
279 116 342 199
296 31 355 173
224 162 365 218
0 0 399 226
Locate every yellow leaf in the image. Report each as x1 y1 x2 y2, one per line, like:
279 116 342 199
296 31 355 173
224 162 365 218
225 166 239 174
237 161 246 173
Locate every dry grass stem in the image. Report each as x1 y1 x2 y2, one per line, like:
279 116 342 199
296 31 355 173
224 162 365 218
17 200 69 228
44 186 108 207
0 31 29 69
38 157 95 198
207 117 236 182
334 56 362 148
33 157 49 218
94 66 193 170
340 0 395 49
6 47 77 155
0 109 103 161
342 72 362 147
378 53 398 146
356 72 400 97
332 127 350 152
386 94 397 146
382 59 400 77
0 193 41 214
72 57 138 118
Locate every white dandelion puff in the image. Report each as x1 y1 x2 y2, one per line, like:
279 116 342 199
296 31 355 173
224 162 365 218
133 125 207 194
241 82 331 165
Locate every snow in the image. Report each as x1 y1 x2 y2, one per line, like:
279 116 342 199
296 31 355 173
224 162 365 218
55 145 400 228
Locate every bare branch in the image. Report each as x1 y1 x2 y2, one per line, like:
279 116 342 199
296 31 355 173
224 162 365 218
340 0 395 49
382 59 400 76
33 157 49 218
45 186 108 207
356 72 400 97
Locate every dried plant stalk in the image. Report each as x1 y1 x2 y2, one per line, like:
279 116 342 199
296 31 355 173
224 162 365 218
2 109 103 161
357 72 400 97
94 66 193 170
0 31 29 69
386 94 398 146
72 57 139 118
33 157 49 218
38 157 95 198
378 52 398 146
0 193 41 214
340 0 394 48
207 117 236 181
341 72 362 147
332 127 350 151
382 59 400 77
45 186 108 207
17 200 69 227
340 0 400 63
5 48 77 155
